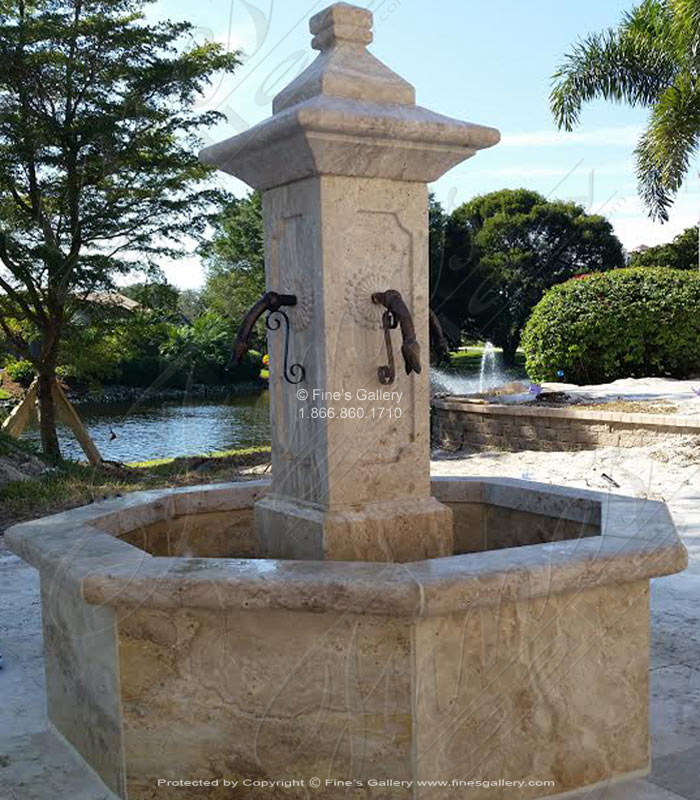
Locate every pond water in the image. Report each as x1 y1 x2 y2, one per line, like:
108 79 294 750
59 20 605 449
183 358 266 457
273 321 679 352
23 392 271 463
20 351 528 463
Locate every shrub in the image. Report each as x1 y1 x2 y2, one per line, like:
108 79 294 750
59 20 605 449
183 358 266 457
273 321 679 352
522 267 700 384
5 359 36 386
158 313 262 386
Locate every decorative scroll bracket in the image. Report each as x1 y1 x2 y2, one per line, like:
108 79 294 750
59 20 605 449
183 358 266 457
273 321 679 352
229 291 306 384
266 308 306 384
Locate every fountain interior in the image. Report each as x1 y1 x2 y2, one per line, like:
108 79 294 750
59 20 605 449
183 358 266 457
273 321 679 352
109 479 601 559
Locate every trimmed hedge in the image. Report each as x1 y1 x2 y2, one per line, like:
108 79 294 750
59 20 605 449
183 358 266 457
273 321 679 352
522 267 700 384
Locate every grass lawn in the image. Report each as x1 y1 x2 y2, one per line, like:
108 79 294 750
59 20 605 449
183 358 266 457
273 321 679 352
0 436 271 533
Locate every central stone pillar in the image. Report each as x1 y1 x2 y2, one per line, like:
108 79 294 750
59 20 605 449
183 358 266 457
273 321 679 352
201 3 499 561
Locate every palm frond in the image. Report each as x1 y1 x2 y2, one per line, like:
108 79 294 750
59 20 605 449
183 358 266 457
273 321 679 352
668 0 700 67
551 27 677 131
635 75 700 220
623 0 674 38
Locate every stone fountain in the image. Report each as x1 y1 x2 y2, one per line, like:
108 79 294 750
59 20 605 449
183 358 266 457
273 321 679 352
6 4 687 799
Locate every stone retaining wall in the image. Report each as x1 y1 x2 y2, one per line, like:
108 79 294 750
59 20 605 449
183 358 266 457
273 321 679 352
432 397 700 451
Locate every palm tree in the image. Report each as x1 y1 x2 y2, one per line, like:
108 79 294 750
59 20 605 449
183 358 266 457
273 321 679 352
550 0 700 222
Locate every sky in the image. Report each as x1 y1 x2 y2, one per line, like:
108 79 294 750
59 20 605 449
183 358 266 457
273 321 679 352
147 0 700 288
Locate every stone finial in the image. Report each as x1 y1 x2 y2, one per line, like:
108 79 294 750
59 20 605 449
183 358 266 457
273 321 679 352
310 3 373 51
271 1 414 112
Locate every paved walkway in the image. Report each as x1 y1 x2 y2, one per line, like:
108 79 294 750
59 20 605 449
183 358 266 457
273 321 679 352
1 454 699 799
0 536 115 799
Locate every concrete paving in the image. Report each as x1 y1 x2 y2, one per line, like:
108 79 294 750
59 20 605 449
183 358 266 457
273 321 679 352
1 463 699 799
0 537 116 799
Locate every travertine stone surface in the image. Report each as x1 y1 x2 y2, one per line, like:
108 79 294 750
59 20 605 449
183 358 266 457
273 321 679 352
199 2 499 562
273 3 415 112
414 580 651 798
450 503 599 554
39 575 124 796
260 177 433 509
5 477 687 799
109 479 602 561
117 608 414 799
117 508 257 558
253 167 452 562
257 494 452 561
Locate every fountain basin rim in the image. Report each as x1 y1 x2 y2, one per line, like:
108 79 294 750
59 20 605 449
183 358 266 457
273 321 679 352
5 476 686 618
433 395 700 426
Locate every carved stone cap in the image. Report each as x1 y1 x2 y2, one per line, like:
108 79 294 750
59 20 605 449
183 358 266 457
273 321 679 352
200 94 501 190
272 2 414 113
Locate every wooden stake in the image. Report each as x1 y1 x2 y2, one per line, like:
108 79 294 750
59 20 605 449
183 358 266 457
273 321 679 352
1 378 38 438
50 380 103 465
2 377 103 465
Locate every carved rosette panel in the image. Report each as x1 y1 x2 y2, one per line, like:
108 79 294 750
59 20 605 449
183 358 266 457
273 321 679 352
337 209 418 466
343 210 412 331
281 264 314 332
344 266 386 331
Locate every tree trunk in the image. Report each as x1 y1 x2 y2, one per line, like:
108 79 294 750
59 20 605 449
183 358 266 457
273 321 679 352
37 371 61 460
501 338 519 367
428 308 450 365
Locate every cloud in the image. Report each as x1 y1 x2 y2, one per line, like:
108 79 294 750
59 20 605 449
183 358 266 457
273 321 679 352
500 125 644 148
159 256 205 290
607 191 699 250
465 162 636 179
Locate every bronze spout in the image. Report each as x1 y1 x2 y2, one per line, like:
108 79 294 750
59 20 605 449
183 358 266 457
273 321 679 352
229 291 297 366
372 290 421 376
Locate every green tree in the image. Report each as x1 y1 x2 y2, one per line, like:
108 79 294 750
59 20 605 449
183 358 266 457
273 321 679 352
551 0 700 221
160 311 261 385
429 195 473 349
59 303 174 386
121 282 181 317
201 191 266 350
427 194 458 359
430 189 625 364
0 0 239 457
178 288 204 322
629 226 699 269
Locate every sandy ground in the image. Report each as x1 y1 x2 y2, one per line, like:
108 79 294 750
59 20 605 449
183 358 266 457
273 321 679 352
2 439 700 798
433 435 700 502
542 377 700 417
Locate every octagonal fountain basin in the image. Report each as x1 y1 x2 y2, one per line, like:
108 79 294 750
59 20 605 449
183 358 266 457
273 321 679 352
6 477 686 800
